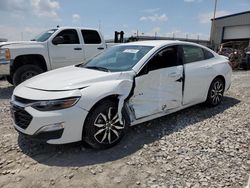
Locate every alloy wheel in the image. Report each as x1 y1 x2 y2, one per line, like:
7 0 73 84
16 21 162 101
93 107 124 144
210 80 224 105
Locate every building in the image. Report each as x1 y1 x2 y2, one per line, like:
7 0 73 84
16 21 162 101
211 11 250 50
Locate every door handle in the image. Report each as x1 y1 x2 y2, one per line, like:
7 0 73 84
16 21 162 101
74 48 82 50
204 65 212 69
97 47 104 50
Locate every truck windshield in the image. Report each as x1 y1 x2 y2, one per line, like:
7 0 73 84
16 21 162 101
81 45 153 72
32 29 57 42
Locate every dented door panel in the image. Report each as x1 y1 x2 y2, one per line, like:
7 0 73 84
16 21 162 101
129 65 183 119
129 71 161 118
158 65 183 109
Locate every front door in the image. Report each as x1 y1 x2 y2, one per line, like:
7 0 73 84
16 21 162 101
129 45 183 119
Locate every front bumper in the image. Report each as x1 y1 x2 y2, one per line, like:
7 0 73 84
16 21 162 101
10 98 89 144
0 59 10 75
15 127 64 142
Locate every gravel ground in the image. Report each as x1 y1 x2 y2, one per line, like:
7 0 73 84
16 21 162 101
0 71 249 188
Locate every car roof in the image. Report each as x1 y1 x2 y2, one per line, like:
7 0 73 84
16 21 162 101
119 40 207 49
53 26 98 31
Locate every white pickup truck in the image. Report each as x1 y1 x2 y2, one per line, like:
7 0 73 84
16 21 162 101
0 27 107 85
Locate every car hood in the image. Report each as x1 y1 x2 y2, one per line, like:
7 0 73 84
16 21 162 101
22 66 123 91
0 41 42 48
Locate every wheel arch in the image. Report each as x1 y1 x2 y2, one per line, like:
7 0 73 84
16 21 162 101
205 74 226 101
11 54 47 76
88 95 120 113
214 75 226 86
82 93 131 137
207 75 226 94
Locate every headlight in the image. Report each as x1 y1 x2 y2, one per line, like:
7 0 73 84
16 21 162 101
31 97 80 111
0 48 11 61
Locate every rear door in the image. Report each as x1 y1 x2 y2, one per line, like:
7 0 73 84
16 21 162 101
129 45 183 119
181 45 216 105
49 29 84 69
81 30 106 61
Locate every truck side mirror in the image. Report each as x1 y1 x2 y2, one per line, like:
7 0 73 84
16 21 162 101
52 36 64 45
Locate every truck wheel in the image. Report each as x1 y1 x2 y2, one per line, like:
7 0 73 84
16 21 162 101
83 100 127 149
13 65 43 86
6 76 13 84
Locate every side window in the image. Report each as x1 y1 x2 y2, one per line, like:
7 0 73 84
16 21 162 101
81 30 101 44
203 49 214 59
148 46 179 71
138 46 179 76
54 29 79 44
182 45 205 63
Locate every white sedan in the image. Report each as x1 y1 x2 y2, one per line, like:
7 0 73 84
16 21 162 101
10 40 232 148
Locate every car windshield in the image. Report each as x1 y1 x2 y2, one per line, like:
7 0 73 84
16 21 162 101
81 45 153 72
31 29 57 42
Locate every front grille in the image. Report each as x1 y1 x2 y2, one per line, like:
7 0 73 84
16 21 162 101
11 104 32 129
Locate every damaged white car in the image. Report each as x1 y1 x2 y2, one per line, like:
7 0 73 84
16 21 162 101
10 40 232 148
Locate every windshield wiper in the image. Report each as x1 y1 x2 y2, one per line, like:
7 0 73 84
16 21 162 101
85 66 110 72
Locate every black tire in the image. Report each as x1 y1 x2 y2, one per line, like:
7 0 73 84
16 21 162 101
83 100 127 149
13 65 43 86
6 75 13 84
206 77 225 107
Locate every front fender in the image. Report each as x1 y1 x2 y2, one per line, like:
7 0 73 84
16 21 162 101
79 79 133 124
8 43 51 70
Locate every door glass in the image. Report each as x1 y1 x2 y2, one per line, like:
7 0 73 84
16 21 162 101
182 45 205 63
138 46 179 76
81 30 101 44
53 29 80 44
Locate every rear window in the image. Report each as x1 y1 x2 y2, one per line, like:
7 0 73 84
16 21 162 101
81 30 101 44
203 49 215 59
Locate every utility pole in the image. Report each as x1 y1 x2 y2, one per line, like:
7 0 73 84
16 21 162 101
98 20 101 31
211 0 218 50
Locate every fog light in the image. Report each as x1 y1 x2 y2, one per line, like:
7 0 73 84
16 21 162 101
36 122 64 134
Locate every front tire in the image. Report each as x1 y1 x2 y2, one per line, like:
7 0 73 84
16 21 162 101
206 77 225 107
13 65 43 86
83 100 127 149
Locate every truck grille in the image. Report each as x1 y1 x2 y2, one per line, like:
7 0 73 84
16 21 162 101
11 104 32 129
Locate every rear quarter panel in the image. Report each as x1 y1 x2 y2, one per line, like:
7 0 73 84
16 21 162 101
202 56 232 100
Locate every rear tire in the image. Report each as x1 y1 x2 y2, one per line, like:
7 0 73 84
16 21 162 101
83 100 127 149
13 65 43 86
206 77 225 107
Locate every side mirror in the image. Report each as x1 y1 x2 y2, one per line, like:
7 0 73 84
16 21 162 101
52 36 64 45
